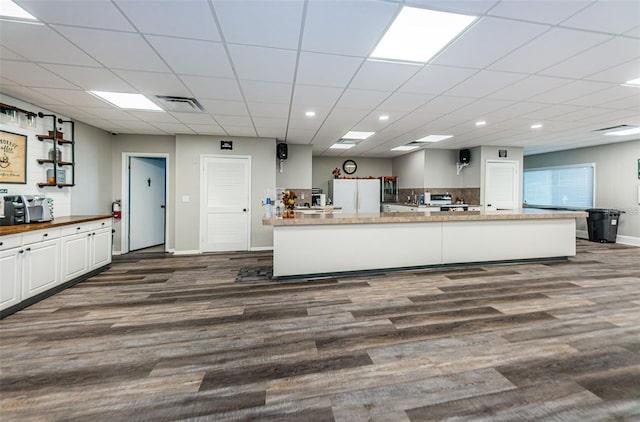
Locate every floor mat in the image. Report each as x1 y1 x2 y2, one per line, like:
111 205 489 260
235 265 273 282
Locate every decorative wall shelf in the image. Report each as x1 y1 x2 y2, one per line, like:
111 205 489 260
36 113 76 188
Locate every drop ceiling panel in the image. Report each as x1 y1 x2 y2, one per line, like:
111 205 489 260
587 58 640 84
252 117 287 130
240 81 292 104
214 0 303 49
222 126 257 137
289 105 331 122
115 0 220 40
169 112 219 124
399 65 478 95
128 111 178 123
406 0 499 15
453 98 514 117
350 60 421 91
563 85 640 107
41 64 133 92
335 89 390 109
488 75 573 101
302 0 398 56
186 124 227 135
246 102 289 119
18 0 135 31
433 17 549 69
286 128 317 143
228 44 297 83
180 75 243 101
54 26 169 72
216 115 253 127
528 80 611 103
257 127 286 138
541 37 640 80
146 36 231 77
199 99 248 116
0 61 79 89
31 88 112 108
287 117 324 131
489 28 611 74
488 0 592 24
292 85 343 107
561 0 640 34
599 93 640 110
0 21 100 66
82 107 140 121
524 104 583 120
112 70 191 97
295 52 363 87
376 92 433 113
150 122 195 134
1 85 67 106
417 95 475 116
0 46 25 60
445 70 527 98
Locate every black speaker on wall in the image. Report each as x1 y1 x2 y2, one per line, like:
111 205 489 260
277 143 288 160
459 149 471 164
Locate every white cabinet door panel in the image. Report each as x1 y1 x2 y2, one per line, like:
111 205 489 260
0 248 22 311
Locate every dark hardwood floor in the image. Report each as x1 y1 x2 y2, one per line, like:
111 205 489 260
1 239 639 421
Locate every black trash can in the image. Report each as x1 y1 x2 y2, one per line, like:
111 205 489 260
586 209 623 243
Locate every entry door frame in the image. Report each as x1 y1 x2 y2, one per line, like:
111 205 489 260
120 152 170 254
199 154 252 252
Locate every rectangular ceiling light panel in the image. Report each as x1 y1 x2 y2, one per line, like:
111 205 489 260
391 145 419 151
371 6 477 63
0 0 37 20
414 135 453 142
343 131 375 140
90 91 163 111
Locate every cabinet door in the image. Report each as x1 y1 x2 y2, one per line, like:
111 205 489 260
61 233 90 282
91 228 112 269
22 239 60 299
0 248 22 311
357 179 381 213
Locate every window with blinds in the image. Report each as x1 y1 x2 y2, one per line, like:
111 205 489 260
523 163 595 209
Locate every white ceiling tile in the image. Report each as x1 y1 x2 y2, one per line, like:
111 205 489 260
376 92 433 113
1 21 100 66
289 104 331 122
445 70 527 98
541 37 640 80
482 102 548 120
454 98 514 117
199 99 248 116
146 36 232 77
405 0 499 15
0 61 78 89
336 89 390 109
18 0 135 31
489 75 572 101
488 0 592 24
0 46 26 60
350 60 422 91
400 65 478 95
523 104 584 120
587 58 640 84
286 128 317 143
115 0 220 40
252 117 287 130
417 95 476 115
489 28 611 74
216 115 254 127
549 106 616 123
112 70 191 97
433 17 549 69
295 52 363 88
180 75 243 101
41 64 133 92
53 26 169 72
302 0 399 56
150 122 195 134
256 127 286 138
31 88 113 108
246 102 289 118
82 107 140 121
287 117 323 132
110 120 158 130
599 91 640 110
528 80 612 103
186 124 227 135
214 0 303 49
127 110 178 123
222 126 257 137
0 85 66 106
228 44 297 83
170 112 218 124
240 80 292 104
624 25 640 37
564 85 640 108
292 85 343 107
560 0 640 34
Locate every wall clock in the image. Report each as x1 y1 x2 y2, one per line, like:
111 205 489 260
342 159 357 175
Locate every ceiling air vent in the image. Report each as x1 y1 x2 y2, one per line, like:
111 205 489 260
592 124 634 132
155 95 204 113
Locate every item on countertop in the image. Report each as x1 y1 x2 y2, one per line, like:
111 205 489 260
282 189 297 218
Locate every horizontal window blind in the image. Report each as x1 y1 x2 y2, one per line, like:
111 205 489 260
524 164 594 209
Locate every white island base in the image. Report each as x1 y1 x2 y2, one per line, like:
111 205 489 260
266 209 584 278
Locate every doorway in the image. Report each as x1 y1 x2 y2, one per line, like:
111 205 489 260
121 153 169 254
200 155 251 252
485 160 519 210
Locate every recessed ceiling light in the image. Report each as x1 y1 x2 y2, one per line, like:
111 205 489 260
475 121 486 126
343 131 375 140
604 126 640 136
305 111 316 117
379 115 389 121
391 145 420 151
90 91 163 111
414 135 453 143
0 0 37 20
330 141 357 150
531 123 543 129
624 77 640 85
371 6 476 63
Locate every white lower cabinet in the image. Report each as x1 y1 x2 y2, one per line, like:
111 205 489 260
1 218 112 313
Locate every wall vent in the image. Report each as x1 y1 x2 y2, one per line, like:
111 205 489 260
155 95 204 113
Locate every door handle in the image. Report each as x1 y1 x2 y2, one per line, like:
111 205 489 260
243 208 247 212
160 205 166 208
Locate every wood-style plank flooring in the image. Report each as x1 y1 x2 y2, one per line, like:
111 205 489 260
1 239 639 421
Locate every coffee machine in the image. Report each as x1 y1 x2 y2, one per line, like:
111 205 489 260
1 195 52 225
1 196 26 225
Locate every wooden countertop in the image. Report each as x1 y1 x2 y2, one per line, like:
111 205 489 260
0 215 112 236
263 208 587 226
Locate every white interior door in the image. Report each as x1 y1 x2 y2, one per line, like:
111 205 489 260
129 157 166 251
485 160 519 210
201 156 250 252
357 179 381 213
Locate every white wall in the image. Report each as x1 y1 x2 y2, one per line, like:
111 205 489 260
392 150 424 189
424 149 460 188
276 144 312 189
175 135 276 251
72 121 112 215
312 156 392 195
525 140 640 244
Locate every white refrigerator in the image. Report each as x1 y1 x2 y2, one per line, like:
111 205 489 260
329 179 381 213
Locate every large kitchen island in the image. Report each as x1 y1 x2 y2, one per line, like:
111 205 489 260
263 208 587 278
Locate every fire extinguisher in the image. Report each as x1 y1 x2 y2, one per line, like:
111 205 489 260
112 200 122 219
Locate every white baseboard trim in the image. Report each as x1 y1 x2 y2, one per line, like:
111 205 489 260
173 250 202 255
576 230 639 247
112 251 122 255
251 246 274 251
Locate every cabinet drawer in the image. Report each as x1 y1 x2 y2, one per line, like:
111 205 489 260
22 228 61 245
90 219 112 231
0 234 22 251
61 223 91 237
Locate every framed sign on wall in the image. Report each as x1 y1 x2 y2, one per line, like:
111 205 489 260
0 130 27 184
